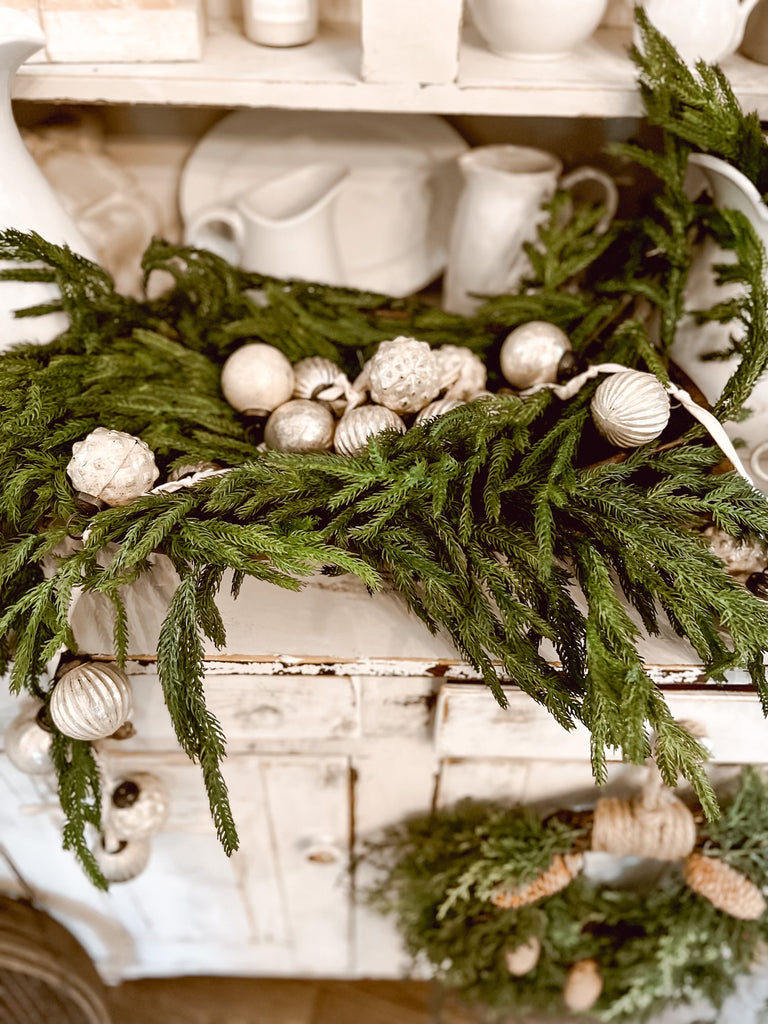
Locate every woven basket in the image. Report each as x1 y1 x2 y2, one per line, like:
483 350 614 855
0 896 111 1024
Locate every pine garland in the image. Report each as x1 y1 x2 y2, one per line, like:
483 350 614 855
365 768 768 1023
2 15 768 883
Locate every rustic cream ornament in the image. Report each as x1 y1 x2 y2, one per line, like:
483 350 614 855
590 369 671 448
67 427 159 506
334 405 406 456
491 852 583 909
413 397 465 424
504 936 541 976
264 399 335 453
363 336 441 415
435 344 487 400
564 959 603 1012
49 662 133 741
683 852 767 920
107 773 170 842
220 343 295 416
3 702 53 776
499 321 572 390
93 835 151 883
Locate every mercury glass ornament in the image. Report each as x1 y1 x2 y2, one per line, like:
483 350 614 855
413 397 464 424
264 399 335 453
435 345 487 400
67 427 159 507
334 405 406 456
500 321 572 389
93 835 150 883
3 702 53 776
292 355 346 402
366 336 441 415
49 661 133 741
220 343 295 416
591 370 670 448
107 773 170 841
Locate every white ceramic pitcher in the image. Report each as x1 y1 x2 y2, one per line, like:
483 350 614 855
0 9 96 350
639 0 760 65
185 163 350 285
443 145 618 316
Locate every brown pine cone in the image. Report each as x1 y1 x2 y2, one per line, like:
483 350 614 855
491 852 583 909
684 852 767 920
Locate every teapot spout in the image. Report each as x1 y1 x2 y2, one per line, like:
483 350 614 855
0 9 45 70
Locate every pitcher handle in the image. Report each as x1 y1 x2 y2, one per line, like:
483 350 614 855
559 166 619 234
184 205 245 265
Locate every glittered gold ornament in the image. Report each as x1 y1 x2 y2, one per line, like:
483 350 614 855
3 702 52 776
334 405 406 456
264 399 335 453
364 336 441 415
220 343 294 416
563 959 603 1012
93 835 150 883
49 662 133 741
590 370 670 448
67 427 159 507
107 773 170 842
499 321 572 389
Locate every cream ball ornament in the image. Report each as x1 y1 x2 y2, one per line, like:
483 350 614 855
67 427 159 506
504 936 541 976
366 336 441 415
500 321 572 389
590 370 671 448
49 661 133 741
334 405 406 456
220 343 295 416
4 702 53 776
93 835 151 883
264 399 335 453
563 959 603 1012
107 773 170 842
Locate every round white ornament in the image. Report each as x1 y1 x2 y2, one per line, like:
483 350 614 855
220 343 295 416
3 702 52 776
67 427 159 507
94 835 150 883
334 405 406 456
504 936 541 976
590 370 671 448
500 321 572 390
108 773 170 841
563 959 603 1012
366 337 441 415
292 355 345 401
435 345 487 400
414 397 465 424
264 399 335 453
50 662 133 741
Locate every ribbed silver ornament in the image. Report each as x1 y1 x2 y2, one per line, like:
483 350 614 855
93 836 151 883
413 397 464 424
49 662 133 741
107 773 170 842
590 370 670 448
292 356 345 401
334 405 406 456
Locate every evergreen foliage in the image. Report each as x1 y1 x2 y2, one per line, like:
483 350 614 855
2 14 768 881
365 769 768 1023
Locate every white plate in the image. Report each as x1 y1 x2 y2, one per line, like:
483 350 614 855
179 109 468 297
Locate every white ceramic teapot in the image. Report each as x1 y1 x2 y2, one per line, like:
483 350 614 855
639 0 760 65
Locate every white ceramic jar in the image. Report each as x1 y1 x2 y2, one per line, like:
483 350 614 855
467 0 608 59
244 0 318 46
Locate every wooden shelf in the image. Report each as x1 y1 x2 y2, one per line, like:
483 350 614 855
12 19 768 117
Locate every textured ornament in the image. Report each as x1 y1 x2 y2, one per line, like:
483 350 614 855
590 370 671 448
499 321 572 390
504 936 541 976
683 852 767 920
3 703 52 776
491 852 583 909
435 344 487 400
292 355 346 401
704 526 768 578
220 343 295 416
93 835 151 883
334 405 406 456
264 399 335 453
413 397 465 424
67 427 159 507
49 662 133 741
167 461 221 482
563 959 603 1012
592 794 696 861
365 337 441 415
107 773 170 841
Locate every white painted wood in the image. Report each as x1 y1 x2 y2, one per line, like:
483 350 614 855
361 0 462 84
435 685 768 763
40 0 205 63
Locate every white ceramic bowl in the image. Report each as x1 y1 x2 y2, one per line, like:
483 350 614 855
468 0 608 59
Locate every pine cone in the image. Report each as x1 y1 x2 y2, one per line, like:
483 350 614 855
684 852 767 920
491 852 583 909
